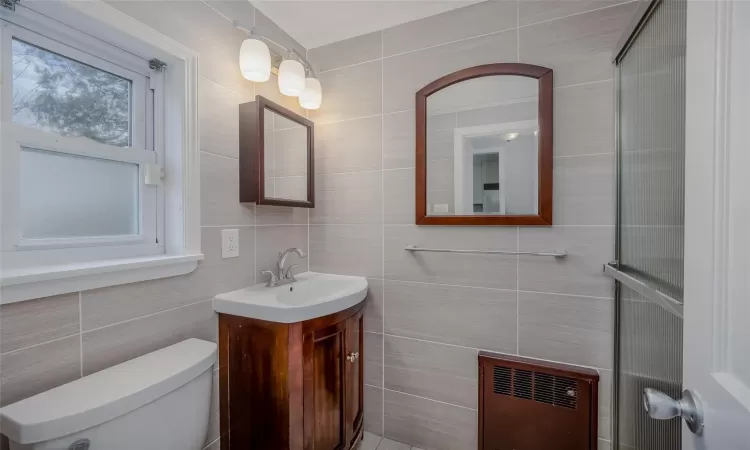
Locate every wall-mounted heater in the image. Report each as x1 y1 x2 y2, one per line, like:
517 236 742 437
478 351 599 450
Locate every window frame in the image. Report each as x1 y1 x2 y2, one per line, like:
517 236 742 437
1 12 161 260
0 0 202 304
2 125 160 251
4 24 150 147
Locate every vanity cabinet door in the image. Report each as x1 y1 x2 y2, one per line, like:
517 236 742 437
304 320 348 450
345 311 364 446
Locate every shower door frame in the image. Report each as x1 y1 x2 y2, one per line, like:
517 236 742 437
610 1 672 448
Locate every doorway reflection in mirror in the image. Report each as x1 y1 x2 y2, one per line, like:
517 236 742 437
425 75 539 217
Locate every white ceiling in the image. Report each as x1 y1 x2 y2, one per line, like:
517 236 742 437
251 0 483 50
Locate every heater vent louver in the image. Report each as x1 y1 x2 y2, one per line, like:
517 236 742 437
513 369 533 400
491 365 578 409
534 372 578 409
492 366 512 395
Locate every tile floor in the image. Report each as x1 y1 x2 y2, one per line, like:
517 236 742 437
358 432 427 450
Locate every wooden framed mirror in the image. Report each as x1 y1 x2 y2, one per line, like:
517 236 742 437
415 63 553 225
239 95 314 208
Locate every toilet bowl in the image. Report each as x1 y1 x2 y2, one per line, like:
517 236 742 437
0 338 216 450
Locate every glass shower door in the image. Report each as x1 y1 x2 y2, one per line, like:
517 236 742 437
611 0 686 449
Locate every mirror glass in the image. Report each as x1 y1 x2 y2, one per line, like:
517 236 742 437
425 75 539 216
263 107 308 202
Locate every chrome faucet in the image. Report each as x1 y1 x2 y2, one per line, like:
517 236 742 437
261 248 306 287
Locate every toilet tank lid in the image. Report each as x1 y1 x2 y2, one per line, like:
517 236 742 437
0 338 217 445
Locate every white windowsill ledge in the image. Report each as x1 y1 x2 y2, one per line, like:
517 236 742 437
0 254 204 304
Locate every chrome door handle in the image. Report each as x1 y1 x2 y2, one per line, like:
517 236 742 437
346 352 359 363
643 388 704 435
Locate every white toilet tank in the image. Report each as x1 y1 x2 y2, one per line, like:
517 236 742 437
0 339 216 450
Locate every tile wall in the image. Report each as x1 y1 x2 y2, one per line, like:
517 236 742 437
306 1 637 448
1 1 637 449
0 1 308 449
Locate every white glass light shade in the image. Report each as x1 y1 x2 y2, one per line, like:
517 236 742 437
278 59 306 96
239 38 271 82
299 77 322 109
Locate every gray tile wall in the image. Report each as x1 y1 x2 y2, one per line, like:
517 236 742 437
1 1 633 449
307 1 635 448
0 2 307 450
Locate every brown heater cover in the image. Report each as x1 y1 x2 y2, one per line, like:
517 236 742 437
478 351 599 450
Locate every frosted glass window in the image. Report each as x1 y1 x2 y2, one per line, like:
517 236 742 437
21 148 139 239
12 39 132 147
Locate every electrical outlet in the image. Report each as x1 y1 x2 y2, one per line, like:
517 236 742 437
221 229 239 258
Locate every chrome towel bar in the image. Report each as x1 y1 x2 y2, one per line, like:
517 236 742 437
405 245 567 258
603 263 683 318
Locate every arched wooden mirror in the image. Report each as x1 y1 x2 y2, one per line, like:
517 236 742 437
415 63 553 225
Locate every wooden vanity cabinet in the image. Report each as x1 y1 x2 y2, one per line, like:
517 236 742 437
218 302 365 450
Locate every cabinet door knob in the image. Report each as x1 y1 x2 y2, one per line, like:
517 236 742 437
347 352 359 362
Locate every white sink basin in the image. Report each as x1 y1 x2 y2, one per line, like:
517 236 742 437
212 272 368 323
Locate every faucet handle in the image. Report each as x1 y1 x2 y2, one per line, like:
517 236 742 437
284 264 299 280
261 270 277 287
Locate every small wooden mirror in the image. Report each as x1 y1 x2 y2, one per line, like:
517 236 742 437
240 96 314 207
416 63 553 225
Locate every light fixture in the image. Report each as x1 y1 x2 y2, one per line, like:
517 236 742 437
278 55 306 97
299 77 322 110
504 132 519 143
234 23 322 105
239 38 271 82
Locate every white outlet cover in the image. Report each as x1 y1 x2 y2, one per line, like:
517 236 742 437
221 229 239 258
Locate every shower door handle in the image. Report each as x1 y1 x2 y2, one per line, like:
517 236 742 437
643 388 704 435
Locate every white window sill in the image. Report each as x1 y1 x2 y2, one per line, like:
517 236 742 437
0 254 204 304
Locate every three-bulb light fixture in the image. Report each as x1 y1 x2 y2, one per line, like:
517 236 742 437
236 22 321 110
